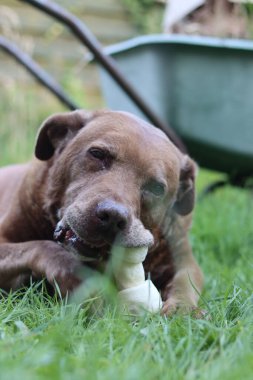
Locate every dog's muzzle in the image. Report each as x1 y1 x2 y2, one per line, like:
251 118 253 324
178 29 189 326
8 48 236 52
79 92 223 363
53 199 154 260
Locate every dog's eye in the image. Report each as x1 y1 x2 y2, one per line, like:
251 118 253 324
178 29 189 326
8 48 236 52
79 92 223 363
143 180 166 197
88 148 107 160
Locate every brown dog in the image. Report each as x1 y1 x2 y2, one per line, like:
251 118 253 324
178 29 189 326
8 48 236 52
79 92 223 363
0 110 203 314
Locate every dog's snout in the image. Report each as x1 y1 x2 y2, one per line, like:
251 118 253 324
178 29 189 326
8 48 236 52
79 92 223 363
95 200 129 232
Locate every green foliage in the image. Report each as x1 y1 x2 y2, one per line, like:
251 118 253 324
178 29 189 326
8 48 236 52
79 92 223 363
242 3 253 39
0 84 61 165
121 0 164 34
0 74 85 165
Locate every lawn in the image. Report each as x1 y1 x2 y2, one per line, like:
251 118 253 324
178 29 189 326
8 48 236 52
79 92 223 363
0 81 253 380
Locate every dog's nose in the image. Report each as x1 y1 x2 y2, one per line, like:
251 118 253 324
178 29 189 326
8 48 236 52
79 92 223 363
95 200 129 233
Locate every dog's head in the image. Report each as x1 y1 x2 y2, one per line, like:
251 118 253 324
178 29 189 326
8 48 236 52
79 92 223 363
35 110 196 260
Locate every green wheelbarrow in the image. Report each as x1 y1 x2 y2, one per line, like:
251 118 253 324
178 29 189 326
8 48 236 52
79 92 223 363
98 34 253 186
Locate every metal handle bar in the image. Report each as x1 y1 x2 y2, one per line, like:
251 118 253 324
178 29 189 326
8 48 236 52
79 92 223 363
19 0 187 152
0 35 79 110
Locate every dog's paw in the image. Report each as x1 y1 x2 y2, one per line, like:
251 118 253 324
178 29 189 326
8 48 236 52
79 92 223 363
161 297 179 316
161 297 208 319
46 258 82 297
30 241 82 297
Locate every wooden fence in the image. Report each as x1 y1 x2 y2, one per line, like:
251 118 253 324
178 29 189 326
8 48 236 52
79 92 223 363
0 0 138 108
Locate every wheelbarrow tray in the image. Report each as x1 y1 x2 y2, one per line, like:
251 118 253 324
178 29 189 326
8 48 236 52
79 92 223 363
98 35 253 177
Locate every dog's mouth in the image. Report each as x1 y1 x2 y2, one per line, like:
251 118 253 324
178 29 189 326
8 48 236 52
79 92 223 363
53 215 154 262
53 223 110 261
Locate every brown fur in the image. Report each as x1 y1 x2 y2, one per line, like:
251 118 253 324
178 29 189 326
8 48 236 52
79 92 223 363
0 110 203 313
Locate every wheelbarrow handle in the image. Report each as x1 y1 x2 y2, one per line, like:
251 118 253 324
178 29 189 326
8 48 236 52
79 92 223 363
0 36 79 111
19 0 187 153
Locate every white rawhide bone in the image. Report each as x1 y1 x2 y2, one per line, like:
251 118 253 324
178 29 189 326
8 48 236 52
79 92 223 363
111 245 162 314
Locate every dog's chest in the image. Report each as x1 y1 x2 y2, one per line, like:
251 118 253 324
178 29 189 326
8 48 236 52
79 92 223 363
143 233 174 291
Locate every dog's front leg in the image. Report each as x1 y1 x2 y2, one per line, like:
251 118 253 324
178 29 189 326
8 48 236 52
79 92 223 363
162 236 203 315
0 241 82 295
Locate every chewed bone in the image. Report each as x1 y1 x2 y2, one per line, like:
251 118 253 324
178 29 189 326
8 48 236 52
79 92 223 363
111 246 162 313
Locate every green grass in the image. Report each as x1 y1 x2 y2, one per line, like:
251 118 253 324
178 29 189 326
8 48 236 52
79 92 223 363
1 82 253 380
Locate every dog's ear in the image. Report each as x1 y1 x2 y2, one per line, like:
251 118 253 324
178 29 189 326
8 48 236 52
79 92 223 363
35 110 93 160
173 156 197 216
